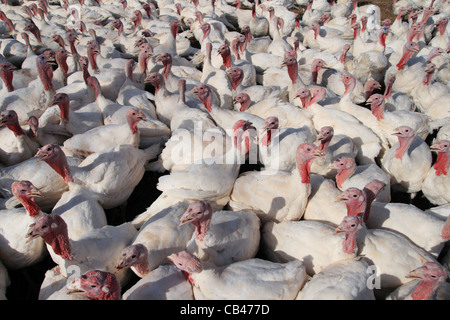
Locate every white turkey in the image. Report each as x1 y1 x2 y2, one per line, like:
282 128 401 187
229 143 324 222
179 200 260 267
0 180 46 270
381 126 432 197
116 201 195 278
386 262 450 300
122 264 194 300
296 257 376 300
62 107 149 157
334 215 439 289
330 156 391 202
167 250 308 300
34 143 160 210
422 140 450 206
26 213 137 286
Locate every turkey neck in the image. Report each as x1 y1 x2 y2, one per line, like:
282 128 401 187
423 68 434 85
335 164 356 189
342 229 359 255
220 48 232 69
339 46 349 63
56 99 70 122
411 280 442 300
5 121 25 137
287 60 299 85
193 211 213 241
133 251 150 276
87 47 99 73
296 155 315 184
395 134 415 160
46 150 73 183
396 46 415 70
261 129 272 146
370 99 385 121
318 135 332 152
56 53 69 77
0 68 14 92
345 198 366 218
383 78 394 99
162 58 172 81
37 59 53 91
18 195 42 218
42 217 73 260
433 151 449 176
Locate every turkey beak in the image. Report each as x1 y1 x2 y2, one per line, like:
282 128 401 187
391 128 401 136
429 143 442 152
25 224 40 243
166 254 176 264
334 224 347 234
317 132 326 141
328 161 339 170
405 266 425 280
66 277 86 295
29 185 42 198
179 211 195 226
34 149 47 162
114 257 128 271
312 148 324 158
336 193 349 202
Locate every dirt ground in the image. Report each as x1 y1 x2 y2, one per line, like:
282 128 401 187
363 0 397 21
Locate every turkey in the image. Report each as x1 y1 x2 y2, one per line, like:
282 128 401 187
167 250 308 300
66 270 121 300
34 143 160 210
26 213 137 286
262 213 364 276
229 143 324 222
122 264 194 300
298 86 383 165
366 93 431 146
334 215 439 289
0 110 41 166
296 257 376 300
0 53 56 125
309 126 358 178
258 116 316 171
62 107 149 157
330 156 391 202
116 201 195 278
0 180 46 270
381 126 432 197
421 140 450 205
179 200 260 267
386 262 450 300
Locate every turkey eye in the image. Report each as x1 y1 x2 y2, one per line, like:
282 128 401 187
351 224 355 227
131 255 136 259
47 147 52 151
307 148 311 151
90 285 96 288
353 194 357 198
405 129 409 132
41 225 47 229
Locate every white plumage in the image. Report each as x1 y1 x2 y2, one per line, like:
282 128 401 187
168 251 308 300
